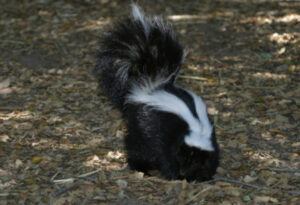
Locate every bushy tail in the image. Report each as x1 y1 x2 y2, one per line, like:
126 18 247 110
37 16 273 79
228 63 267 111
94 4 185 109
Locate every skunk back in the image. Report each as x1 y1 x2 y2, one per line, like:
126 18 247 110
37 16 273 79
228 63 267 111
94 4 219 182
94 5 185 109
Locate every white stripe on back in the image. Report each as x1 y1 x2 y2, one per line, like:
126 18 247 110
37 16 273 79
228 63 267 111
126 85 214 151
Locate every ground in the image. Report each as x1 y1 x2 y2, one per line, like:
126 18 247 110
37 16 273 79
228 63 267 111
0 0 299 204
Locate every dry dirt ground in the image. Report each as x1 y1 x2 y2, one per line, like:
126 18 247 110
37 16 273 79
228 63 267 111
0 0 300 204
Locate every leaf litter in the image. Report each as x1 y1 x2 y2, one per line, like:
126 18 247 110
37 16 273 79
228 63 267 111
0 0 299 204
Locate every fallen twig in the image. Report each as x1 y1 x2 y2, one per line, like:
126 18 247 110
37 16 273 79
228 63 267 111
53 178 75 184
1 40 25 44
77 168 102 178
194 178 263 190
146 177 182 184
50 171 60 181
0 193 19 197
194 177 300 196
217 178 263 189
52 168 102 184
55 181 85 196
178 75 208 81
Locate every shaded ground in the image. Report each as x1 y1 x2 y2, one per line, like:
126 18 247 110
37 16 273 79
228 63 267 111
0 0 299 204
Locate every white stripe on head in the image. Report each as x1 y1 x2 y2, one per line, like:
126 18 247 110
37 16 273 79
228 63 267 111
131 4 150 37
126 85 214 151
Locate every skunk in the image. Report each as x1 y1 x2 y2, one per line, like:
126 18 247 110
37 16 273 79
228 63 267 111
94 4 219 182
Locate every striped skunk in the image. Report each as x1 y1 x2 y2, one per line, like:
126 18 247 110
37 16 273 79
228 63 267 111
94 4 219 182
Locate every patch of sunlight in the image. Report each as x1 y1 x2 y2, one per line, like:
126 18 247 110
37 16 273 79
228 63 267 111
184 64 216 72
250 118 274 125
252 72 287 80
0 179 16 190
256 16 273 24
84 155 103 167
59 143 87 150
241 16 271 25
251 152 272 161
0 110 34 120
168 11 234 22
222 112 231 118
223 97 234 106
243 14 300 25
216 92 227 98
277 14 300 23
251 151 285 167
0 169 17 190
39 18 110 39
168 15 204 21
261 132 272 141
84 151 125 170
76 19 110 32
106 151 123 160
207 107 218 115
276 47 286 55
269 32 299 44
187 64 201 71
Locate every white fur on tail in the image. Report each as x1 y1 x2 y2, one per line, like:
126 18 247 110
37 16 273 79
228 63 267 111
126 84 214 151
131 4 150 37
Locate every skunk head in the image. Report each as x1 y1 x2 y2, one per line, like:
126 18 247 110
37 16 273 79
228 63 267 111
177 128 219 182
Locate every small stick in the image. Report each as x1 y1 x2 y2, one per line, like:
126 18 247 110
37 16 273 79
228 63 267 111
185 186 213 203
147 177 182 184
50 171 60 181
194 177 300 196
77 168 102 178
178 75 208 81
0 40 25 44
53 178 75 184
55 181 83 196
216 178 264 190
194 178 264 190
0 193 19 197
53 168 102 184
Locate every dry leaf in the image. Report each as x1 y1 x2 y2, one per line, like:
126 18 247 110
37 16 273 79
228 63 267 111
15 159 23 168
0 78 10 89
266 177 277 186
225 188 240 197
116 179 128 189
275 115 289 123
292 142 300 147
32 157 42 164
243 175 257 183
0 135 9 142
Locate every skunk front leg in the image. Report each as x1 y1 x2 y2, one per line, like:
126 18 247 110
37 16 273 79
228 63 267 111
159 154 181 180
127 155 154 174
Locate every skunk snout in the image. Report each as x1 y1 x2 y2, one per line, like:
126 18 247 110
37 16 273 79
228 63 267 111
177 138 219 182
179 158 215 182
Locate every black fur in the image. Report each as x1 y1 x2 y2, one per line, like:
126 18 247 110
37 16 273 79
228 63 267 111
94 4 219 182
